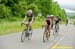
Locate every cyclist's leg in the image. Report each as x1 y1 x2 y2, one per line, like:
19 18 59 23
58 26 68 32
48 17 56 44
74 22 75 26
51 22 53 29
57 23 59 30
66 22 68 26
48 25 51 36
46 30 49 40
28 22 33 40
29 21 33 31
56 22 59 33
44 25 49 40
55 23 57 32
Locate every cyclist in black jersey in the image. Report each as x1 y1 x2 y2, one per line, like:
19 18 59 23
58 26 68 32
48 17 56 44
54 16 61 32
45 15 52 36
22 9 34 31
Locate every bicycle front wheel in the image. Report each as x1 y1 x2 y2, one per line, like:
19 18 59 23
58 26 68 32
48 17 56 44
21 29 26 42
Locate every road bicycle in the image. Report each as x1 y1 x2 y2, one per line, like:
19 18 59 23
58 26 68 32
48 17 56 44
42 25 50 43
21 23 32 42
53 24 59 36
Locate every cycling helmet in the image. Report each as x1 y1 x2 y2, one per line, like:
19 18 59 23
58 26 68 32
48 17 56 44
50 15 54 17
46 15 50 20
27 9 33 14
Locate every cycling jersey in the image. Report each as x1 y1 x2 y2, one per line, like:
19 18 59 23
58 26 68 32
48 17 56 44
26 13 34 22
46 16 51 25
45 16 54 26
50 16 54 21
55 18 61 24
46 20 50 25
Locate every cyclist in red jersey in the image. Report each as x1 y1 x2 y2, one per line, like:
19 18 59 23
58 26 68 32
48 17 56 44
42 15 52 42
44 15 53 36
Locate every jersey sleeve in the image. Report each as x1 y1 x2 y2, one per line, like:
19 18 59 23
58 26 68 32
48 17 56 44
32 15 35 21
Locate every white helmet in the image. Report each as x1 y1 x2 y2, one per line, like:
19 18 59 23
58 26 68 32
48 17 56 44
27 9 33 14
46 15 50 20
50 15 54 16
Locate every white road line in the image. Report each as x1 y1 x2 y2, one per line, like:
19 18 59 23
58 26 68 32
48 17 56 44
44 34 64 49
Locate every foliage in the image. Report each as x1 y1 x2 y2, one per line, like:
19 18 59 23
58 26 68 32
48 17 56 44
0 0 66 22
0 17 44 35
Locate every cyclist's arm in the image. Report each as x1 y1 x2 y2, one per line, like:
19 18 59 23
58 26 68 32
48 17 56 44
22 15 27 23
42 19 47 27
29 15 34 25
32 15 34 22
45 19 47 25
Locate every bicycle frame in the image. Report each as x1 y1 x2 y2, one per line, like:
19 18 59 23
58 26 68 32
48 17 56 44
21 23 32 42
53 23 59 36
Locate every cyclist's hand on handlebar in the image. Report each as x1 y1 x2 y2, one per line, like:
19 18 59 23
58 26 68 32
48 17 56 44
42 25 44 29
21 22 24 26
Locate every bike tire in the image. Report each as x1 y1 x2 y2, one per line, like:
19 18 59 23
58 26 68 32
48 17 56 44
28 30 32 40
53 25 58 36
21 29 26 42
43 30 49 43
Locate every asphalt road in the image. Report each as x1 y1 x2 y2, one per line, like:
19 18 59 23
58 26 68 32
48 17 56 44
51 24 75 49
0 24 75 49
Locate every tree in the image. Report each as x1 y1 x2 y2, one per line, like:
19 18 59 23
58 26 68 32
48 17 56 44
0 0 66 22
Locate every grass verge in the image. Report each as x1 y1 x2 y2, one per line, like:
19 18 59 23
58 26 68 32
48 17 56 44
0 17 44 36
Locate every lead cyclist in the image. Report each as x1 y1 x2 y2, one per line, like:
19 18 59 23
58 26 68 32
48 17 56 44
22 8 35 32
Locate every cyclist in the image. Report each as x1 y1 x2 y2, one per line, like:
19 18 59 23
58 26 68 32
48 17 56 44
74 20 75 27
22 9 34 31
54 16 61 32
66 18 68 26
49 15 54 29
44 15 52 36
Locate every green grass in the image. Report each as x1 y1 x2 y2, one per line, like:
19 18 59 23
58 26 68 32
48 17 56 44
0 21 22 36
0 17 45 36
0 16 66 36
